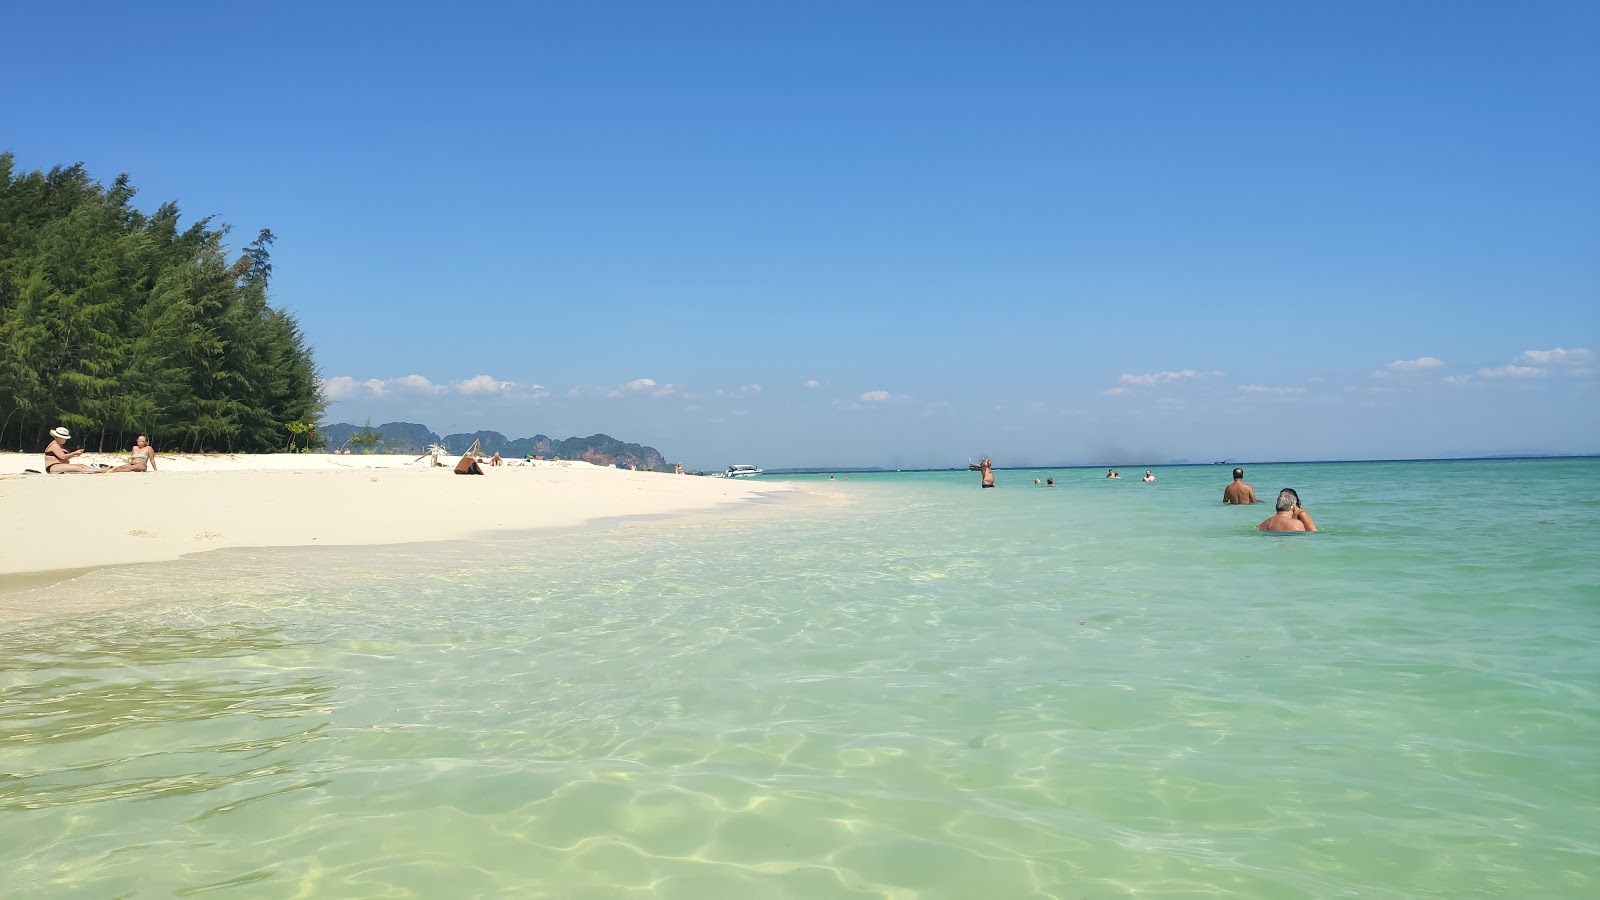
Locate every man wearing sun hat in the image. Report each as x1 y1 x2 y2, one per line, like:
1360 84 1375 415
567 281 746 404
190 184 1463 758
43 426 106 474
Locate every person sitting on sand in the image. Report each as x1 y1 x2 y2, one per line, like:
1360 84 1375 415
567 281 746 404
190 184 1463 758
1259 489 1317 532
490 452 502 467
43 427 107 474
108 434 157 473
1223 467 1257 504
1143 470 1156 482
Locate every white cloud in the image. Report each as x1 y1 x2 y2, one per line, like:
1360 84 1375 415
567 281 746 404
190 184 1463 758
1238 385 1306 394
1119 369 1223 386
1102 387 1127 397
1477 365 1547 379
388 374 446 394
1389 356 1444 370
859 390 892 402
321 374 445 400
738 384 762 396
454 374 514 395
320 376 362 401
1443 374 1473 385
1517 347 1593 366
803 379 821 388
623 378 676 398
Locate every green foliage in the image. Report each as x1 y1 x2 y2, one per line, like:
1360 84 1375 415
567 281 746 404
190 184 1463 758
346 418 384 454
0 156 324 451
284 420 317 453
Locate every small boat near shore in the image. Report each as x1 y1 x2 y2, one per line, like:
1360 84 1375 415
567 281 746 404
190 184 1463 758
724 464 763 478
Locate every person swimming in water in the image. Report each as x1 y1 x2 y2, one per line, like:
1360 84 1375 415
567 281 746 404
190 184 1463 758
1142 470 1155 482
1259 489 1317 532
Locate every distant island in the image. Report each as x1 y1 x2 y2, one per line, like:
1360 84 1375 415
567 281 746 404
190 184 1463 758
321 421 672 473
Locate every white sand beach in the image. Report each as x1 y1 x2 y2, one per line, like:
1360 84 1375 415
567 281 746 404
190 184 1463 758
0 453 794 587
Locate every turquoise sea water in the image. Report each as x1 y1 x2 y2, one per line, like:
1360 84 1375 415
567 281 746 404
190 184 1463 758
2 459 1597 898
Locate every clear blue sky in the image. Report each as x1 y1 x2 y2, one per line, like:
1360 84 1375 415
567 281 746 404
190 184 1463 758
6 1 1596 467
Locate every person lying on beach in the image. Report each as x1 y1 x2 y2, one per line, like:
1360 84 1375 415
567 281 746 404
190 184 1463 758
43 427 108 474
109 435 157 473
1224 468 1257 504
1259 489 1317 532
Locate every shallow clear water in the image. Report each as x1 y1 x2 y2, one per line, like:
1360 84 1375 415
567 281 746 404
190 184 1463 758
3 459 1597 898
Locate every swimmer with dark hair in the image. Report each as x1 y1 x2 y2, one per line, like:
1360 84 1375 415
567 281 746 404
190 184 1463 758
1224 467 1256 504
1259 489 1316 532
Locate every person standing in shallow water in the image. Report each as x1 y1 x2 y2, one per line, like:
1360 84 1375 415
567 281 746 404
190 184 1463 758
1223 467 1257 504
1259 489 1317 532
976 458 995 488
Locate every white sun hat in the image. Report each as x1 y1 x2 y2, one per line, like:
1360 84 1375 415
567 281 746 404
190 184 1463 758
50 426 71 440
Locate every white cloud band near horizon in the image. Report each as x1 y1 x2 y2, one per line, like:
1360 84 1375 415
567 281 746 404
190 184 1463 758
1389 356 1444 370
1517 347 1593 366
1477 364 1547 379
1119 369 1224 386
322 374 544 401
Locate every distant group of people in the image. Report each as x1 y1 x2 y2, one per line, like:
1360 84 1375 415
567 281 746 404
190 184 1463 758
979 460 1318 533
43 427 156 474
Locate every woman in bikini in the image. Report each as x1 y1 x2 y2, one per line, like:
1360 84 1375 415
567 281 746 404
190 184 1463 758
43 427 107 474
109 435 157 472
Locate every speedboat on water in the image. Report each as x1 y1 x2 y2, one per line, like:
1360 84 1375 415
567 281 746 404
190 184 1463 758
724 464 763 478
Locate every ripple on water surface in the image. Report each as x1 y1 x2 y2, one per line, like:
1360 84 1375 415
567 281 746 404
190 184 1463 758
2 459 1598 897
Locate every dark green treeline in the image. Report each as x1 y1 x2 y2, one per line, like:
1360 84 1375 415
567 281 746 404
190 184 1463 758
0 154 323 452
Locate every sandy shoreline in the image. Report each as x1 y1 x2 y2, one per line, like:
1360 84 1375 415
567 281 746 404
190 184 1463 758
0 453 796 590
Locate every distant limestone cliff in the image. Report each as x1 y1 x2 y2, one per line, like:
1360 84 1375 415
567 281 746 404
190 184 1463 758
321 421 672 472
